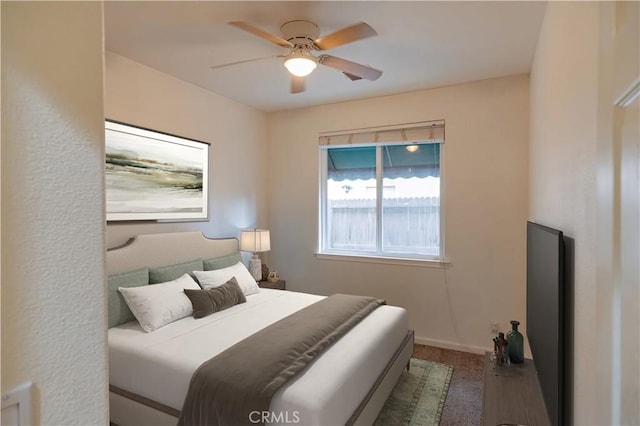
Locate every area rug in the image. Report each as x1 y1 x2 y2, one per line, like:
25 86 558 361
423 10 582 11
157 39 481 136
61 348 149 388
374 358 454 426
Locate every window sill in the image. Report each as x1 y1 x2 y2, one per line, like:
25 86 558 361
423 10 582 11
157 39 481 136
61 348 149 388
314 252 451 268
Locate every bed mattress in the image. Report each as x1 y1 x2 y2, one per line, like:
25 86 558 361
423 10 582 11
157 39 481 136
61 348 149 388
109 288 408 425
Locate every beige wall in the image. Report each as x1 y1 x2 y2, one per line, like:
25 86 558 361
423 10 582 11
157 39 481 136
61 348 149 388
104 52 269 248
267 75 529 352
530 2 639 424
530 4 599 423
1 2 108 424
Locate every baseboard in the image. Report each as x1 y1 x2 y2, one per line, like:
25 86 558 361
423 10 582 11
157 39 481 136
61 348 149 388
414 336 489 355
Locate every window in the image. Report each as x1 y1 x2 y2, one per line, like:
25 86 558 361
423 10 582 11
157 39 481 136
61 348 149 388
319 122 444 261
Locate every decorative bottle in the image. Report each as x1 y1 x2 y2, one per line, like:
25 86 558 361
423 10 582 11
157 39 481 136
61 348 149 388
507 320 524 364
495 332 508 366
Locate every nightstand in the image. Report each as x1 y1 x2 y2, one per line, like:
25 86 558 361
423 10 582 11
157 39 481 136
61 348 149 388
258 279 286 290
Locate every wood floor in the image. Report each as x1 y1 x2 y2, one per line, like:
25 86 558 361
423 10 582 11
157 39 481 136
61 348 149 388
412 344 484 425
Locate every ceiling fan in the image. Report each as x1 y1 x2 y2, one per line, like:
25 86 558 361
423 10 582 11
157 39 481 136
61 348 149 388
213 20 383 94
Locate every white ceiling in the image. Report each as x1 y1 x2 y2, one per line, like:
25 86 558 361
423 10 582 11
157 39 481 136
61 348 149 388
105 1 547 112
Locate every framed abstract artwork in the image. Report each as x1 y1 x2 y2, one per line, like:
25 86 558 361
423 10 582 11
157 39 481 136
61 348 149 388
105 120 209 221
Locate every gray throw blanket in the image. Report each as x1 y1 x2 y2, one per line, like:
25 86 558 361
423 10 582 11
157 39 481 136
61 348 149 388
178 293 386 426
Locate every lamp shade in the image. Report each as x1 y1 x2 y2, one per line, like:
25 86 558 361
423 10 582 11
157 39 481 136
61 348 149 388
240 229 271 253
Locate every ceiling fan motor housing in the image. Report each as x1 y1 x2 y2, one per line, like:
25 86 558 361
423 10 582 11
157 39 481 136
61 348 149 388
280 20 320 48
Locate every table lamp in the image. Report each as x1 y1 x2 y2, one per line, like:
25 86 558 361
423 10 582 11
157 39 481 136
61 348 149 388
240 229 271 281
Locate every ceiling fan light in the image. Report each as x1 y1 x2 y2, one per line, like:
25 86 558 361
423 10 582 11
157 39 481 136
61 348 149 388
284 56 317 77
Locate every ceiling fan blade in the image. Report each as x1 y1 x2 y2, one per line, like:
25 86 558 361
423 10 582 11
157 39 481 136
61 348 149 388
313 22 377 50
318 55 383 81
343 72 363 81
210 55 277 70
291 76 305 94
229 21 292 48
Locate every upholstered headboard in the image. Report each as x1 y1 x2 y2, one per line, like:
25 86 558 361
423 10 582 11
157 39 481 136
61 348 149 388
106 232 239 275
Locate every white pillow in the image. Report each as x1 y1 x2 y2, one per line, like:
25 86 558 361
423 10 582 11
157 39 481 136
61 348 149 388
193 262 259 296
119 273 200 332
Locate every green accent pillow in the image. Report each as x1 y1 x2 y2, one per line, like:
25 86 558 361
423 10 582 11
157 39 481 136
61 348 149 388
108 267 149 328
149 258 203 284
203 252 242 271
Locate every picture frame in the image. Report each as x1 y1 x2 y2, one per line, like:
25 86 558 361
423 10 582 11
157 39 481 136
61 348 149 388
105 120 209 222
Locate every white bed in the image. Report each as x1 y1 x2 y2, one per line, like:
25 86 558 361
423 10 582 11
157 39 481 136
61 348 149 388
107 232 414 426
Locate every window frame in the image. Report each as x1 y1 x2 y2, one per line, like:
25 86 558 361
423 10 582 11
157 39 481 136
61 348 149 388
318 141 446 262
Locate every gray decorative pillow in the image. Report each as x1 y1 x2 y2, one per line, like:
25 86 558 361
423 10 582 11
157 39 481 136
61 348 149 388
149 258 203 284
203 252 243 271
108 267 149 328
184 277 247 319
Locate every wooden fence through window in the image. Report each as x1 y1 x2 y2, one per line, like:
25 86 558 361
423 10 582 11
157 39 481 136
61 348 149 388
327 196 440 255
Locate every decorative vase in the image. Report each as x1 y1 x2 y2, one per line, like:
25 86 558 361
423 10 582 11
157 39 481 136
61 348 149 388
507 320 524 364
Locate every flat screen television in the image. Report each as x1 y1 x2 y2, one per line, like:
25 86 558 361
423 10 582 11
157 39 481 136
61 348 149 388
526 221 566 426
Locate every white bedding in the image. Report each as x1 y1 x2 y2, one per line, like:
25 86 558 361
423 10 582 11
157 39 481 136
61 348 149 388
109 288 408 425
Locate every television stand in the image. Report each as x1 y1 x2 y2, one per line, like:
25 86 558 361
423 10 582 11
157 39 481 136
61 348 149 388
481 352 550 425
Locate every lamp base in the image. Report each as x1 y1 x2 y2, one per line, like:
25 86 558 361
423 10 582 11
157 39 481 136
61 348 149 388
248 254 262 281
